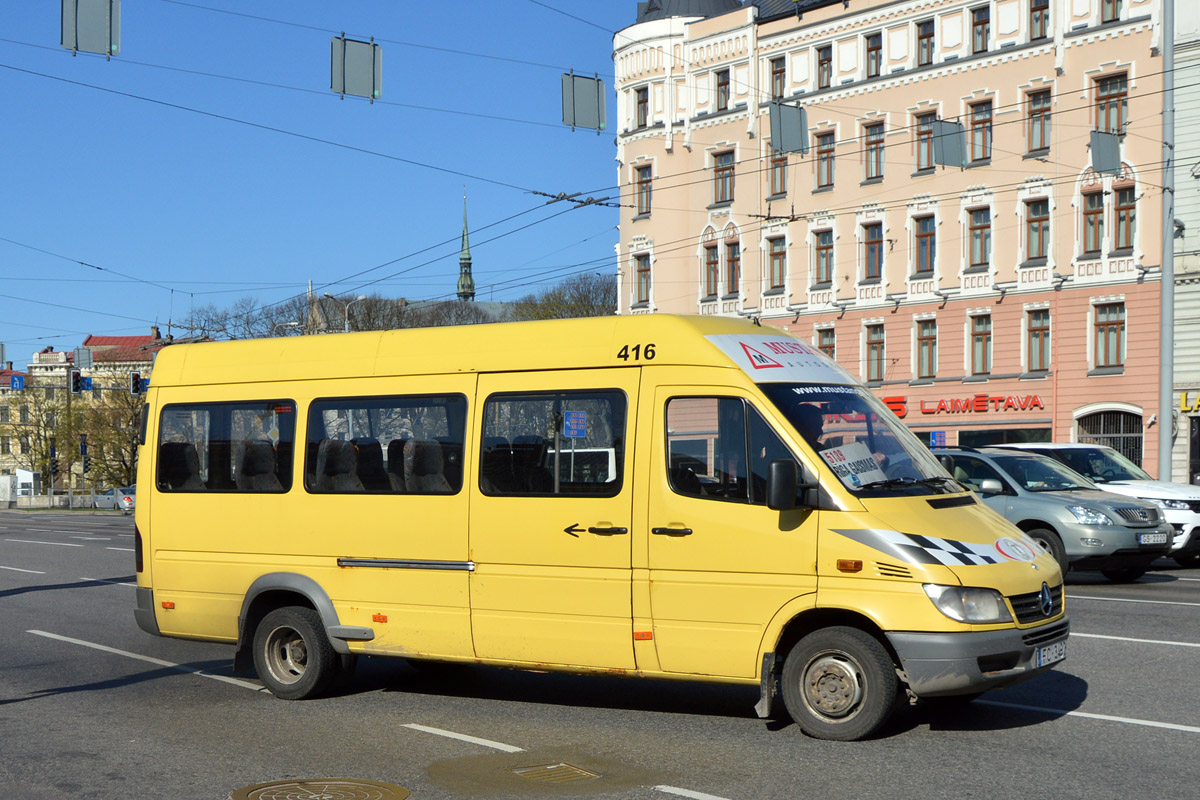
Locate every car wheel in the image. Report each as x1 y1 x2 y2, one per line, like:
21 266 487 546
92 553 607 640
780 626 899 741
1025 527 1069 576
1173 553 1200 569
252 606 337 700
1101 568 1146 583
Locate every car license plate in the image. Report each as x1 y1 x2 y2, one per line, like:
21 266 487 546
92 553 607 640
1139 532 1168 545
1036 641 1066 668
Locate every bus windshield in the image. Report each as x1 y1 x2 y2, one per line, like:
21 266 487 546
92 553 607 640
760 383 958 496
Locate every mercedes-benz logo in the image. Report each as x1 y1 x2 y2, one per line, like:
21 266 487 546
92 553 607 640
1039 582 1054 616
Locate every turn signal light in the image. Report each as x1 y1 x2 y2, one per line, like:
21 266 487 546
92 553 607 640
633 631 653 640
837 559 863 573
161 601 175 609
372 613 388 623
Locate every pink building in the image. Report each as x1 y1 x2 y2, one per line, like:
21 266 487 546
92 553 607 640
615 0 1168 472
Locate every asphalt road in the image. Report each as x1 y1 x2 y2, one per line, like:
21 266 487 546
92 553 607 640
1 509 1198 800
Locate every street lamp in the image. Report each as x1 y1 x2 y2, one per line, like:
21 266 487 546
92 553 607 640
323 293 368 333
273 321 301 336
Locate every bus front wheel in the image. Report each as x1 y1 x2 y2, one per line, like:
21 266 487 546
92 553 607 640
253 606 337 700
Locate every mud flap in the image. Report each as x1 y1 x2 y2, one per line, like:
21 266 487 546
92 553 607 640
754 652 778 718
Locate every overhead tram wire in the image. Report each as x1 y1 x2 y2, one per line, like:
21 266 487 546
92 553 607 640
0 235 176 294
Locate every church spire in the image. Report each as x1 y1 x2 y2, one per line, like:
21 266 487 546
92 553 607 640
457 192 476 301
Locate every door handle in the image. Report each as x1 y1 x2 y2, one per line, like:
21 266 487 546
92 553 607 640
651 527 693 537
588 526 629 536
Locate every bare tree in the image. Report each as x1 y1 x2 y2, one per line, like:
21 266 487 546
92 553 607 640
509 273 616 321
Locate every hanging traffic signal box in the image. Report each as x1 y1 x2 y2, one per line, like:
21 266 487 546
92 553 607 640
130 371 142 395
69 369 83 394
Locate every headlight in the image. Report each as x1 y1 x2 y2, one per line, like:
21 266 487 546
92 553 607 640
1152 498 1191 511
923 585 1013 624
1067 505 1113 525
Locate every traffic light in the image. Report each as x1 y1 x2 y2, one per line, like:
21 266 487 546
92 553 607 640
69 369 83 394
82 454 90 474
130 371 142 395
50 459 59 479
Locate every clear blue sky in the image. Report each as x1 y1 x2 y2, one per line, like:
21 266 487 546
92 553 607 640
0 1 635 363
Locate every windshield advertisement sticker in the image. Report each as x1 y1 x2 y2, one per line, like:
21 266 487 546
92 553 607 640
705 334 856 385
820 442 887 488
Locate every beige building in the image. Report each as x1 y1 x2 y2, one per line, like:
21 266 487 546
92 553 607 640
615 0 1171 472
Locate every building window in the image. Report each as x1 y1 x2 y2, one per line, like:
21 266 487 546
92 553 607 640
636 254 651 303
713 151 735 204
769 238 787 289
972 7 990 54
863 223 883 280
704 245 719 297
1028 90 1051 153
716 69 730 111
20 405 29 424
1102 0 1122 24
915 216 936 273
970 208 991 268
817 46 832 89
725 242 741 296
815 230 834 284
1095 303 1125 368
770 57 786 99
865 123 884 180
815 132 835 189
1031 0 1050 40
0 436 8 456
1083 192 1105 255
971 315 992 375
635 86 648 128
1028 309 1050 372
866 34 882 79
916 113 935 171
770 152 787 196
970 101 992 162
1026 199 1050 260
635 166 652 216
818 328 836 359
918 20 935 66
917 320 937 379
1096 74 1127 134
866 325 886 382
1115 187 1136 251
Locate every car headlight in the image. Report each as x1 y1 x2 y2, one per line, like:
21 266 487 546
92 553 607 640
1152 498 1191 511
1067 505 1114 525
923 585 1013 624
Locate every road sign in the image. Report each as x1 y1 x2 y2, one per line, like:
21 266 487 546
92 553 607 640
10 376 24 391
563 410 587 439
930 431 947 448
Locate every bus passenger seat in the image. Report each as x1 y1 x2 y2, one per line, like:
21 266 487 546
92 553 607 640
353 438 392 492
159 441 205 491
405 440 451 493
386 439 409 491
481 436 515 493
237 441 282 492
316 439 364 493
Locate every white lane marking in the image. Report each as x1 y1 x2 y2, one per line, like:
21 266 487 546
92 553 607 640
80 577 137 588
979 699 1200 734
1 565 46 574
106 547 135 553
656 787 736 800
71 536 112 541
1173 577 1200 582
1068 594 1200 608
26 630 263 691
1073 632 1200 648
5 539 83 548
402 723 525 753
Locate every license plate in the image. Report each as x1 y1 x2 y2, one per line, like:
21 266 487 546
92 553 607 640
1035 641 1066 668
1139 532 1168 545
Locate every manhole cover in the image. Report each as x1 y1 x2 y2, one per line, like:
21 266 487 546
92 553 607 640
509 762 600 783
230 778 410 800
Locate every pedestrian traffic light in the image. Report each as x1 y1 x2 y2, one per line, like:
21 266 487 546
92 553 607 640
130 371 142 395
69 369 83 394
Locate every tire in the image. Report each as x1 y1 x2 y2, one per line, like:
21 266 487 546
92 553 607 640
1025 527 1069 576
780 627 899 741
1173 553 1200 569
1101 567 1146 583
252 606 338 700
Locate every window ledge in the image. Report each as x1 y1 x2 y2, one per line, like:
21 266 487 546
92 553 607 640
809 281 833 291
1024 149 1050 160
1078 252 1102 262
707 200 734 210
630 302 650 310
909 378 936 387
912 168 936 178
721 293 740 301
963 376 990 384
1019 371 1051 380
966 158 992 168
963 265 991 275
1088 366 1125 377
860 176 884 187
858 277 882 285
1020 257 1048 268
763 287 786 296
1108 248 1134 258
632 213 651 222
701 295 718 303
765 192 787 203
813 186 833 194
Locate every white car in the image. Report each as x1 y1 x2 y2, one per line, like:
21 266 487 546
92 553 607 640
994 444 1200 568
95 486 136 513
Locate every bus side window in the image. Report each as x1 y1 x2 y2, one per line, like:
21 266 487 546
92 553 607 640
157 400 295 493
665 396 748 502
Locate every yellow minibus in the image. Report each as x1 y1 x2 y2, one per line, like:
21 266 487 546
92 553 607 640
134 314 1068 740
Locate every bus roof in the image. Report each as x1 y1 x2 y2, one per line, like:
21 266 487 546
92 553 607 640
148 314 830 388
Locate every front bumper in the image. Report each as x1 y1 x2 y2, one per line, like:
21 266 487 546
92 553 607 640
1062 522 1173 570
886 618 1069 697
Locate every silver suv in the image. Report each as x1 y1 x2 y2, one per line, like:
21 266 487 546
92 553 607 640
933 447 1172 582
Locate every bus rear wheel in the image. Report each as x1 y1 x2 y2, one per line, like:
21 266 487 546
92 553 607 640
253 606 337 700
780 626 899 741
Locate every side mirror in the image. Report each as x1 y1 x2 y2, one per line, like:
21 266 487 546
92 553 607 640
767 459 816 510
978 478 1004 495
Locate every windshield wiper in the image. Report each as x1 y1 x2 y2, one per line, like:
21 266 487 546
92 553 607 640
857 477 918 490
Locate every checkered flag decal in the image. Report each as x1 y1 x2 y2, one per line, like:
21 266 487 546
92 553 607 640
833 528 1000 566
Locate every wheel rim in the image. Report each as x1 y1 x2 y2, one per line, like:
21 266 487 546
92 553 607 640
802 650 866 720
263 624 308 686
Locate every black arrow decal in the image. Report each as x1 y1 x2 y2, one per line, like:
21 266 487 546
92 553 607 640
564 523 584 537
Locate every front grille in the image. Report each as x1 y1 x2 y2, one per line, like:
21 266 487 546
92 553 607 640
1009 583 1064 623
1187 500 1200 514
1022 619 1069 647
1111 506 1162 526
